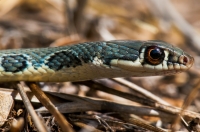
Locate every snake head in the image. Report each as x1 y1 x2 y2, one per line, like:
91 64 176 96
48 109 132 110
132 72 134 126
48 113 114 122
109 40 194 76
140 40 194 75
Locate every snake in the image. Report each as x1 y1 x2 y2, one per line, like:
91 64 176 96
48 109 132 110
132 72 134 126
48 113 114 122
0 40 194 82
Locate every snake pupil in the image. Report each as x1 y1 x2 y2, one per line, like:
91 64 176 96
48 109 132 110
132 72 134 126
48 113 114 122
150 48 162 59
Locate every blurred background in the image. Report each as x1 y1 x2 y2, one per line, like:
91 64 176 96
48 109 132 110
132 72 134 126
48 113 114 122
0 0 200 131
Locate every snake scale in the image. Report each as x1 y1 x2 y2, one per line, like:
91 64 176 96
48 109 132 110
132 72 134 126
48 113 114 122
0 40 193 82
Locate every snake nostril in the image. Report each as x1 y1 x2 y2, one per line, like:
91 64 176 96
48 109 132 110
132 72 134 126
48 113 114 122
183 56 188 65
179 54 194 68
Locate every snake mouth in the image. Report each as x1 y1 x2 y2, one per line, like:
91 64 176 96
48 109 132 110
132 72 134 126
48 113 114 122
167 50 194 71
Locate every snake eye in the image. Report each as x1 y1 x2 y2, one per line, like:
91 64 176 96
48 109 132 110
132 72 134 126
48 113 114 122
145 46 165 65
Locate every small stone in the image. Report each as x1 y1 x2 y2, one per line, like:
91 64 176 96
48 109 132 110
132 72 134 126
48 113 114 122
0 92 14 126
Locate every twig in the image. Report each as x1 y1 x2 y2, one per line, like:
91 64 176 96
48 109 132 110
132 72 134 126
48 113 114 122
74 0 87 34
69 114 155 132
26 82 74 132
45 92 173 118
17 83 48 132
41 92 173 131
63 0 77 35
73 80 200 120
172 79 200 131
112 78 169 105
73 80 156 106
120 114 167 132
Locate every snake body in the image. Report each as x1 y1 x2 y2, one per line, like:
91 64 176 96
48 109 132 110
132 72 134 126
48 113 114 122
0 40 193 82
